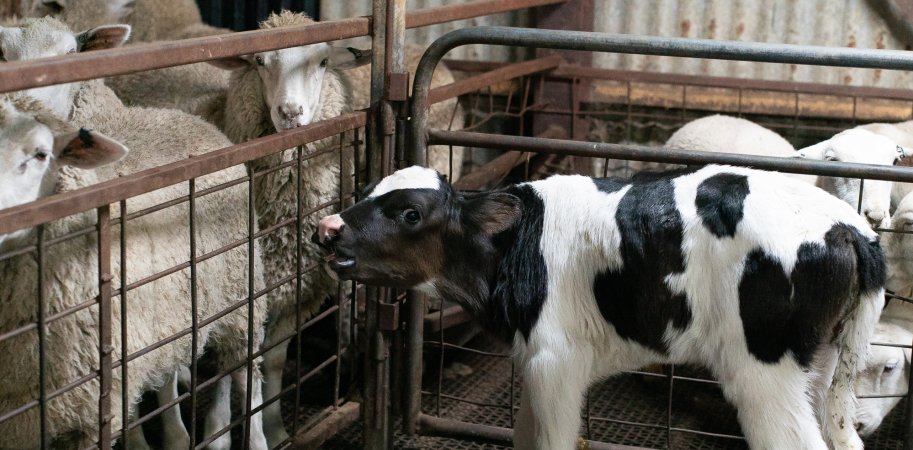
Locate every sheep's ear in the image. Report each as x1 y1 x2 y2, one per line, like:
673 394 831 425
209 56 252 70
54 128 128 169
39 0 66 14
76 25 132 52
330 46 372 70
796 140 830 160
463 192 522 235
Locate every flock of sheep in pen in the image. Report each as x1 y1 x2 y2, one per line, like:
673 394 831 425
0 0 913 448
0 0 461 449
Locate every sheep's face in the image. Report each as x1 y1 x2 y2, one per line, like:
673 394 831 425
253 42 332 131
0 101 57 215
211 43 369 132
884 194 913 292
797 129 906 229
854 322 910 436
0 20 77 119
0 98 128 248
0 18 130 119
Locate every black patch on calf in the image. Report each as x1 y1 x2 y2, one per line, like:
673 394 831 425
594 174 692 353
592 177 628 195
738 223 885 366
695 173 750 237
487 185 548 339
738 250 794 364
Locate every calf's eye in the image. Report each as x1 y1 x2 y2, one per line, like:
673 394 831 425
403 209 421 225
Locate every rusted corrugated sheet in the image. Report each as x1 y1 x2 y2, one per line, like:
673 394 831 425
321 1 912 87
595 0 913 88
319 0 532 61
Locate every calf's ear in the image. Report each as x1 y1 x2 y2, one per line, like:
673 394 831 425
463 192 522 235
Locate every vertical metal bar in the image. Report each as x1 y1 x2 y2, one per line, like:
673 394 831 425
666 364 675 449
97 205 113 449
189 179 200 448
244 168 256 449
37 224 48 450
904 339 913 450
292 144 303 442
858 178 865 215
737 88 744 118
119 200 129 449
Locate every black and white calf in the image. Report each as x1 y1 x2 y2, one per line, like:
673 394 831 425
315 165 886 450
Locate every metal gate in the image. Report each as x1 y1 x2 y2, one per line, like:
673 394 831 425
401 26 913 449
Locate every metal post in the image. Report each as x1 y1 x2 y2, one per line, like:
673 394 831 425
97 205 113 449
533 0 594 174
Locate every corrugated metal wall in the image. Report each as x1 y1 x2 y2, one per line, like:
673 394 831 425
320 0 912 88
196 0 319 31
318 0 533 61
594 0 913 88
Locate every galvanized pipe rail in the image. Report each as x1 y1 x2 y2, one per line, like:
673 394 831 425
407 25 913 448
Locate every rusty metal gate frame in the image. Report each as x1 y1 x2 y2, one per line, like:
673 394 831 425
406 26 913 449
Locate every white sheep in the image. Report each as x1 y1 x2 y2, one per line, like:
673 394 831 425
0 17 270 449
852 192 913 437
29 0 227 41
210 11 359 448
25 0 231 128
0 95 267 450
666 115 907 228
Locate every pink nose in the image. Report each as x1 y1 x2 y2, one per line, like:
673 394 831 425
318 214 345 244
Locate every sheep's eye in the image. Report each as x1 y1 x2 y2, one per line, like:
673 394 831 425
825 155 838 162
320 57 328 68
885 359 899 373
34 150 48 162
403 209 421 225
255 56 265 66
67 48 76 55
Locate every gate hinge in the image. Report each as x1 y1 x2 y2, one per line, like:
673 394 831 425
378 302 400 331
385 71 410 102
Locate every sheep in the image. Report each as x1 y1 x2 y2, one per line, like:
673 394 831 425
209 11 361 448
856 121 913 206
0 16 270 449
851 193 913 436
28 0 227 41
0 16 131 119
854 322 911 436
666 115 908 228
315 164 885 449
24 0 231 128
0 95 268 450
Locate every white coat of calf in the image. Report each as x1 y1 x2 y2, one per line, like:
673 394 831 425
316 164 886 450
667 115 909 228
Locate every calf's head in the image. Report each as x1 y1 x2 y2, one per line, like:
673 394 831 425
314 166 521 289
